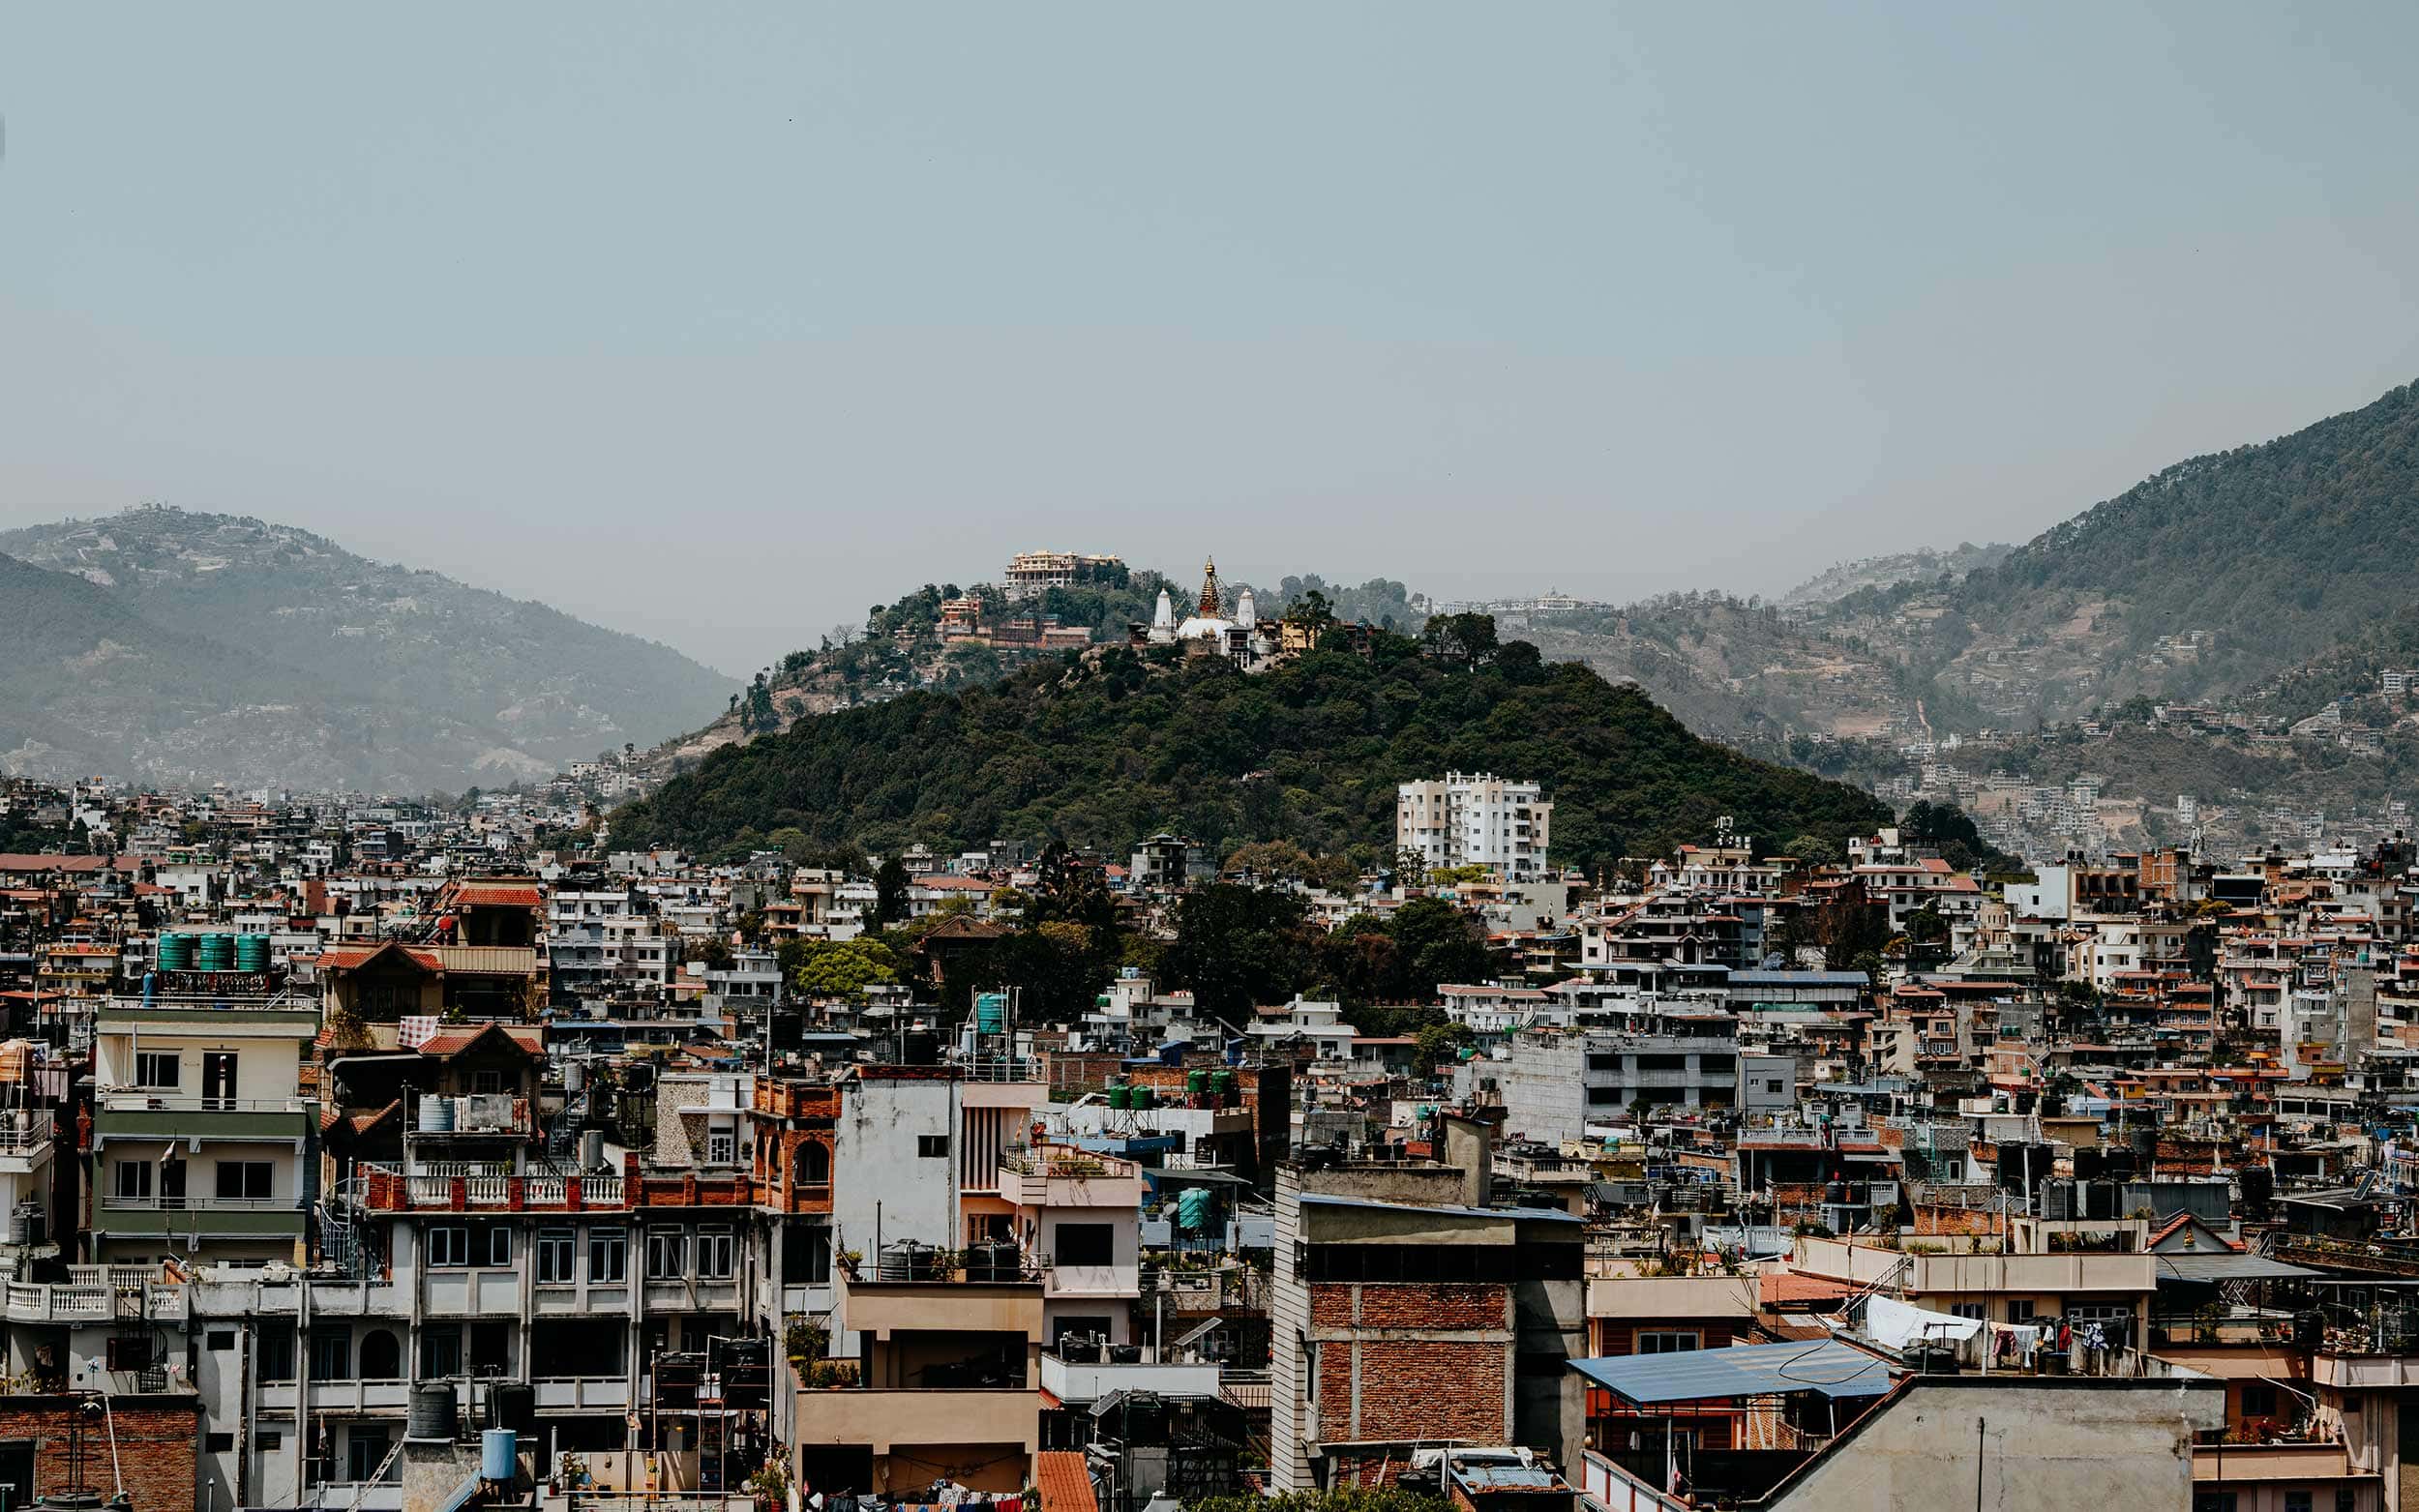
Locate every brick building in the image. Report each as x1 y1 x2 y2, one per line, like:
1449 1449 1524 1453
1269 1160 1583 1491
0 1392 199 1512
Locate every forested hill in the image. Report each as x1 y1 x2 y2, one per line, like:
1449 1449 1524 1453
608 632 1892 874
1959 378 2419 681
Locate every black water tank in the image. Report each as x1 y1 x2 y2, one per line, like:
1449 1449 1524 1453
488 1381 536 1436
2073 1146 2105 1183
2240 1164 2275 1214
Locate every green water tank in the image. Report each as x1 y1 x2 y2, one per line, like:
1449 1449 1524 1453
1107 1084 1132 1111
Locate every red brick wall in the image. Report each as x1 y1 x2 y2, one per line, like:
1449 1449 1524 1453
1358 1283 1503 1329
1343 1340 1508 1442
0 1396 196 1512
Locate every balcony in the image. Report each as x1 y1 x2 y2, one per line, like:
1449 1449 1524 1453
999 1145 1145 1209
837 1267 1045 1343
755 1081 843 1120
1793 1235 2156 1297
411 1095 533 1138
1038 1352 1220 1405
2 1268 188 1323
791 1384 1039 1458
535 1376 635 1411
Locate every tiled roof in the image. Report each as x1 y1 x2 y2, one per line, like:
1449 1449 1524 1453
1034 1452 1096 1512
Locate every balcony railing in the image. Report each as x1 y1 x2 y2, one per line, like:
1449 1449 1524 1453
102 1195 298 1212
98 1090 311 1114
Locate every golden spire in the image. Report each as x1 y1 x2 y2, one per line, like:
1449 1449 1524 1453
1198 557 1221 617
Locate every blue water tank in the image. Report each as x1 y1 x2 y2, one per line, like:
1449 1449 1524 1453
482 1428 517 1481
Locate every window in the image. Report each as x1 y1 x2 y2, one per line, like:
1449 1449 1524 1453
645 1229 688 1279
421 1324 463 1378
112 1160 153 1202
105 1335 155 1372
257 1431 284 1452
707 1129 735 1165
359 1330 402 1379
795 1141 830 1186
697 1227 735 1279
134 1052 180 1089
2339 1491 2358 1512
2192 1494 2236 1512
308 1327 350 1381
917 1134 949 1158
470 1069 504 1095
589 1228 627 1283
2004 1300 2036 1324
1637 1331 1701 1354
206 1330 236 1351
258 1325 296 1381
347 1429 395 1485
205 1432 235 1454
2283 1494 2312 1512
428 1226 470 1268
480 1225 512 1267
782 1226 832 1285
1949 1302 1986 1321
2240 1383 2279 1418
536 1229 575 1284
1056 1223 1115 1266
216 1161 273 1201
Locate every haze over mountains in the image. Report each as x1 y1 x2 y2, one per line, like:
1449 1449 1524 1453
4 376 2412 824
0 508 731 792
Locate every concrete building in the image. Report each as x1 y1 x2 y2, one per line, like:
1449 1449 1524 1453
1397 772 1554 881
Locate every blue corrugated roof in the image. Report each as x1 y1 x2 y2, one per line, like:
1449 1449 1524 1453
1569 1340 1893 1404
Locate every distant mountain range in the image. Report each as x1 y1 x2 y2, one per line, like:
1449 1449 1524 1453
0 507 731 791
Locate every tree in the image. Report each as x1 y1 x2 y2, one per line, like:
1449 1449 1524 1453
1419 612 1501 669
1414 1021 1475 1075
1161 884 1317 1020
1388 896 1494 997
1227 840 1317 883
783 938 902 1000
1783 833 1840 867
872 855 911 927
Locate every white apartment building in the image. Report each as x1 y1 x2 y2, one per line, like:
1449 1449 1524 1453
1002 550 1124 600
1396 771 1553 881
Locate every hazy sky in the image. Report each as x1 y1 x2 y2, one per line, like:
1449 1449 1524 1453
5 5 2418 675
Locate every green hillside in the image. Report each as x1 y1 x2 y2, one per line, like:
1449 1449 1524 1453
1960 378 2419 692
610 630 1893 873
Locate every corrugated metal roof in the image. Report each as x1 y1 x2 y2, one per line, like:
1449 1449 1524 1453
2156 1253 2324 1283
1569 1340 1894 1404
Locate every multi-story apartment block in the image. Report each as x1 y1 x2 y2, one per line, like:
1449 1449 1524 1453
1002 550 1124 601
89 985 318 1265
1397 771 1553 881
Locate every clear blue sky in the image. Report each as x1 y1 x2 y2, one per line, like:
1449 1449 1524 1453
5 3 2417 673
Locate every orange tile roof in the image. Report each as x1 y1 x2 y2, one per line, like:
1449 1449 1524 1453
1033 1452 1096 1512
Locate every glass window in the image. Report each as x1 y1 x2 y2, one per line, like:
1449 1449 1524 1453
697 1227 735 1279
917 1135 949 1158
645 1229 688 1279
308 1327 350 1381
536 1229 575 1284
215 1161 273 1201
1056 1223 1115 1266
134 1052 180 1088
589 1228 627 1283
428 1226 469 1268
421 1324 462 1379
481 1225 512 1267
1637 1331 1701 1354
112 1161 153 1201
